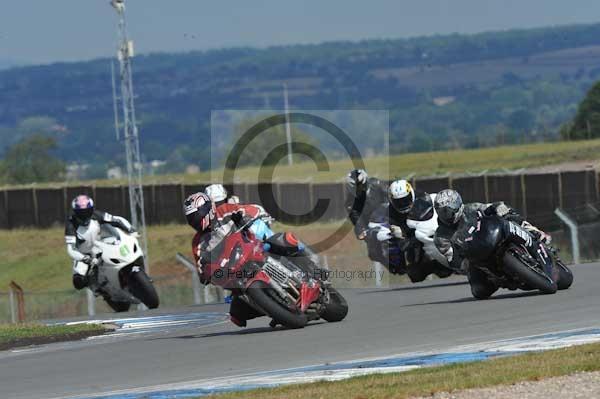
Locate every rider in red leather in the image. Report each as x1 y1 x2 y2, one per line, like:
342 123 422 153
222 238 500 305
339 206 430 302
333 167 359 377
185 192 264 327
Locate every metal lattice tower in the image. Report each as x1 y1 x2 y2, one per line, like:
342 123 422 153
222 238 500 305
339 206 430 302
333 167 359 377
110 0 149 270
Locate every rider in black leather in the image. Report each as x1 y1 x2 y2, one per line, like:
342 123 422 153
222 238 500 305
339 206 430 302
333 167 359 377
344 169 388 240
433 189 552 298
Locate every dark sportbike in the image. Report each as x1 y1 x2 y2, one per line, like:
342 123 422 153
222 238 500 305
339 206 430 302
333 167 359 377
460 212 573 299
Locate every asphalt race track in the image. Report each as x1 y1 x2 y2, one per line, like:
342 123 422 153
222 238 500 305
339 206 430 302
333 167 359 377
2 263 600 399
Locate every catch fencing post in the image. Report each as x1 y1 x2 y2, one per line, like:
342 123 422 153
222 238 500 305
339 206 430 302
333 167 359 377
8 282 25 323
176 252 202 305
86 289 96 316
554 208 580 264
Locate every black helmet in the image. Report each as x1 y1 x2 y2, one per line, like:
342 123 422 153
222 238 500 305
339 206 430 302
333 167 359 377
345 169 368 196
434 189 464 226
184 192 215 233
71 195 94 225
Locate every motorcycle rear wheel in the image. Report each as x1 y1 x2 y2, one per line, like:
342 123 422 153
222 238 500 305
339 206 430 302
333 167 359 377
246 281 307 329
321 287 348 322
555 261 574 290
503 251 557 294
128 270 160 309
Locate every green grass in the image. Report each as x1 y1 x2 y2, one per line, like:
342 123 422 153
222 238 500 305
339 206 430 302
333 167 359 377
2 139 600 189
0 323 106 345
202 342 600 399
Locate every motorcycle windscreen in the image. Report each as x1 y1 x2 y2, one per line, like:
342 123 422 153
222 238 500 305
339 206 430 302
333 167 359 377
461 217 504 262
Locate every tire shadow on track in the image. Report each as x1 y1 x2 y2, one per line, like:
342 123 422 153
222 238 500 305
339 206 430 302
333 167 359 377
357 280 469 295
146 321 327 341
402 290 544 307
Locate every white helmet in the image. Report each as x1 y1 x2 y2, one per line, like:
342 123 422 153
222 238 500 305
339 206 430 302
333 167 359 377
389 179 415 214
205 184 228 203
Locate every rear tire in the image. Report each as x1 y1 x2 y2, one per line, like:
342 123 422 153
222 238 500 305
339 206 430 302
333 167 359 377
555 261 574 290
246 281 307 329
503 251 557 294
105 298 131 312
321 287 348 322
128 271 160 309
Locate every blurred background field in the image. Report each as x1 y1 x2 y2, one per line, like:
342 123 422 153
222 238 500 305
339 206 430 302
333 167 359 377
3 138 600 188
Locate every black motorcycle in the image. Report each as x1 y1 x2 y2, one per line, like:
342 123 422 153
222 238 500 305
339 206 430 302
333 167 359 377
459 212 573 298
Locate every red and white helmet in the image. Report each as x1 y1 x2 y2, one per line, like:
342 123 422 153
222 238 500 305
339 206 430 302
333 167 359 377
184 192 215 233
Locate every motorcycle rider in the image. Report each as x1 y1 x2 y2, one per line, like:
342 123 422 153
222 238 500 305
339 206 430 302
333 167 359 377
433 189 552 298
368 180 452 281
205 184 242 207
205 183 272 240
345 169 388 240
65 195 136 290
185 192 319 327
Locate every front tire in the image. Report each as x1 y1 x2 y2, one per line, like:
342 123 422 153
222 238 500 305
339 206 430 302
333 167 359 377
503 251 557 294
128 270 160 309
321 287 348 322
246 281 307 329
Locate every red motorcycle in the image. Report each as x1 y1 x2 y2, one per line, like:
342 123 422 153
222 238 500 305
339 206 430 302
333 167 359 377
202 218 348 328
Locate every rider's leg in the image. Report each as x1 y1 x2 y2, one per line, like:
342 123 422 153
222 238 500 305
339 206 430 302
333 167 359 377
406 261 431 283
229 295 264 327
72 261 89 290
264 232 327 278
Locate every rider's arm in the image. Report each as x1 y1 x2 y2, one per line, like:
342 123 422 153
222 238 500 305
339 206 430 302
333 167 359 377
345 195 363 228
96 211 135 233
434 225 455 262
192 234 210 285
65 220 87 262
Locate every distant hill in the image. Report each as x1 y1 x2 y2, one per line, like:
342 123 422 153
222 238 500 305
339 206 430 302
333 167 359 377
1 23 600 177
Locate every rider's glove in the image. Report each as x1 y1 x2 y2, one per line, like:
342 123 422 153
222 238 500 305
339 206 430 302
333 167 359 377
82 255 93 265
230 211 244 226
357 230 367 240
390 225 404 239
376 228 392 242
494 203 510 217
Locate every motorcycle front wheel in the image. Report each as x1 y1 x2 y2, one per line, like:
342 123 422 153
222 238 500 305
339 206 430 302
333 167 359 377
128 270 160 309
246 280 307 329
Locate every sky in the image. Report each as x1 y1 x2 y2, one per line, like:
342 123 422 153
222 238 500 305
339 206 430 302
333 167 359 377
2 0 600 65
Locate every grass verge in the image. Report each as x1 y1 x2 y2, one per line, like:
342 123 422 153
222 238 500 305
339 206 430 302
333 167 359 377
0 323 108 350
202 342 600 399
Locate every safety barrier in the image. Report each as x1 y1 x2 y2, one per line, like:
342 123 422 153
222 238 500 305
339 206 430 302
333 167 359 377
0 169 598 232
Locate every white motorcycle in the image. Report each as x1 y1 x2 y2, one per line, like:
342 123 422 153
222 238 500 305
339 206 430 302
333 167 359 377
85 222 159 312
406 193 451 269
